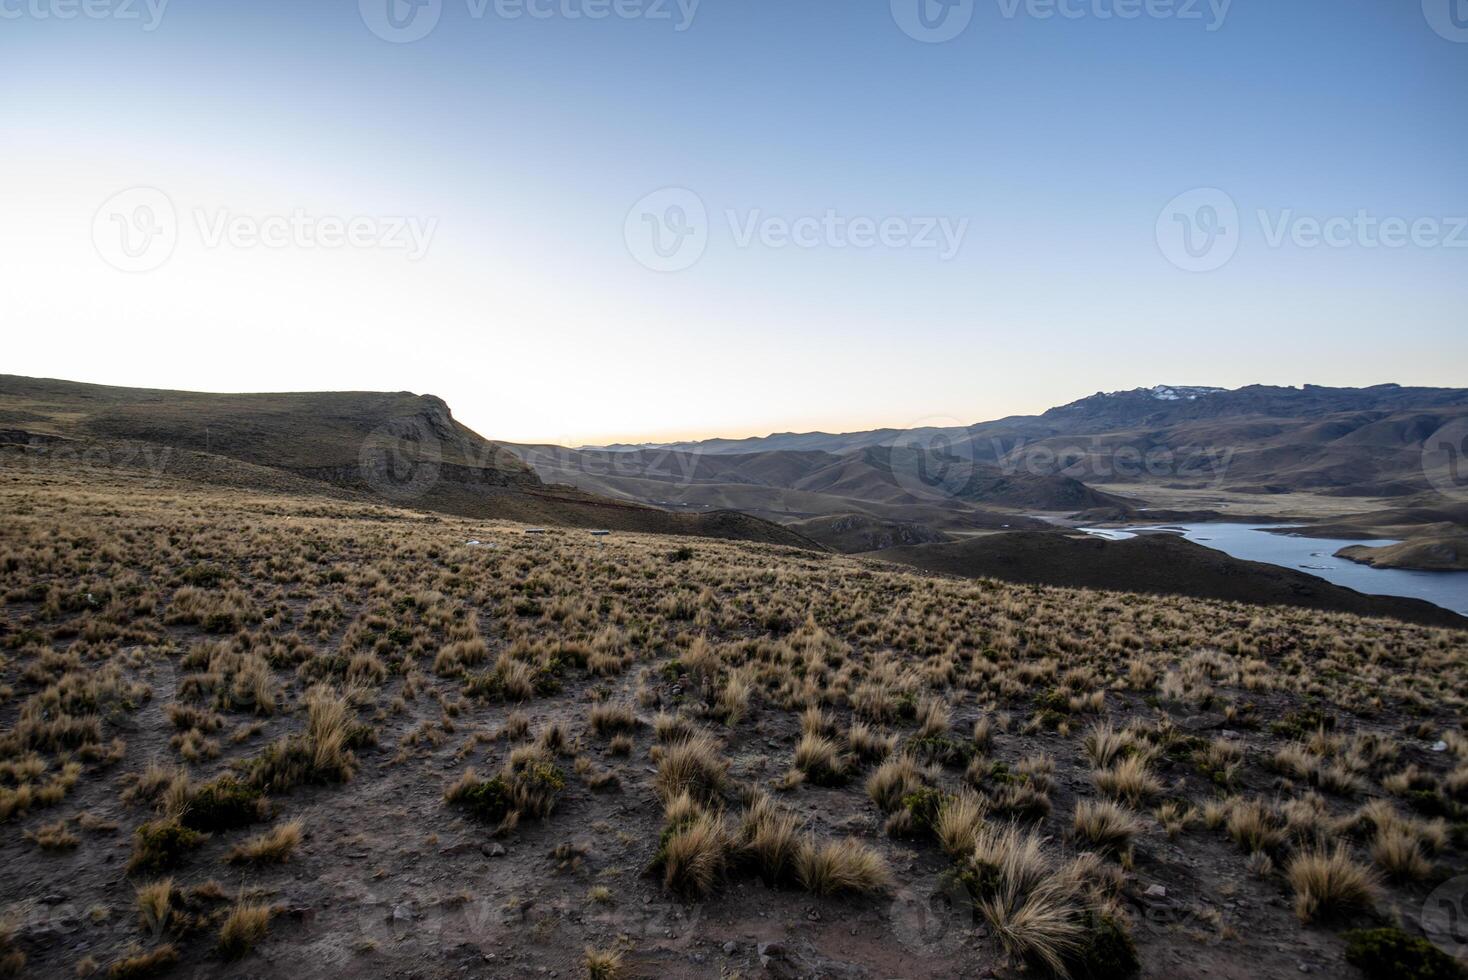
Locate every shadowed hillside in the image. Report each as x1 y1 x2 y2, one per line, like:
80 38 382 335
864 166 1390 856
870 531 1467 628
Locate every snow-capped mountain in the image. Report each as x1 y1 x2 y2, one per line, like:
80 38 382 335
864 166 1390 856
1144 385 1226 401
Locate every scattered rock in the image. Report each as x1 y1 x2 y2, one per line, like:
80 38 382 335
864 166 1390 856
482 843 507 858
722 941 738 955
1145 884 1167 898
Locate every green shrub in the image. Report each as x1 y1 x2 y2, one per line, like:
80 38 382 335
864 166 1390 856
181 776 267 832
1271 707 1334 740
908 735 975 768
129 818 206 872
447 773 514 822
899 787 945 833
1344 927 1464 980
446 759 566 824
1072 911 1140 979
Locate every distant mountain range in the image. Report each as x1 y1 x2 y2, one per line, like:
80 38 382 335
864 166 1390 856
588 383 1468 459
513 384 1468 548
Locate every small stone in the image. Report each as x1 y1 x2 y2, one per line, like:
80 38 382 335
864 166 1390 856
1432 740 1448 752
391 905 414 922
722 941 737 955
22 925 58 950
482 843 507 858
1144 884 1167 898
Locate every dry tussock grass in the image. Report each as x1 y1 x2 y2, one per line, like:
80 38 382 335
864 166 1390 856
1 457 1465 976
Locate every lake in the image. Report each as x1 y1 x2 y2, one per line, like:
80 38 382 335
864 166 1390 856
1078 523 1468 618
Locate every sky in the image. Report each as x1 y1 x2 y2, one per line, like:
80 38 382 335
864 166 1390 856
2 0 1465 446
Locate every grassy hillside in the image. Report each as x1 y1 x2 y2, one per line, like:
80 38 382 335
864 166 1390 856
509 441 1122 530
0 375 818 551
1338 532 1468 572
0 453 1464 978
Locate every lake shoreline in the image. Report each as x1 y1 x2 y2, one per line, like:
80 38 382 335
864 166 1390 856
1076 522 1468 618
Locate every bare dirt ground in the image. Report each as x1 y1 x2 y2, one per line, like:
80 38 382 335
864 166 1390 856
2 455 1466 979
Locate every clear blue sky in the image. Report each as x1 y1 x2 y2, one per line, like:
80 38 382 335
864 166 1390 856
2 0 1465 443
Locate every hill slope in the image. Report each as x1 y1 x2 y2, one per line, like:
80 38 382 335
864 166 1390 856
871 531 1466 628
0 375 820 550
507 441 1124 532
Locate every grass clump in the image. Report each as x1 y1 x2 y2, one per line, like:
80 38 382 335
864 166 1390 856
934 791 987 859
738 794 804 886
245 687 365 792
588 704 638 736
225 820 303 864
25 818 80 850
218 900 271 959
960 823 1138 979
1092 755 1162 806
584 946 625 980
1072 799 1142 858
655 807 730 899
653 732 727 803
794 837 892 896
1285 844 1377 923
106 945 178 978
792 733 847 786
866 754 924 813
445 746 566 830
1225 798 1286 855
